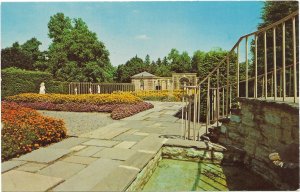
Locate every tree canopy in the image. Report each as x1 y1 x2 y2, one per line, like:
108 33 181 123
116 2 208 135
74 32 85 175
46 13 114 82
115 48 236 84
1 38 42 70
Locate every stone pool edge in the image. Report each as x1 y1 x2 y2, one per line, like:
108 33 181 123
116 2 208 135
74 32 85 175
126 139 226 191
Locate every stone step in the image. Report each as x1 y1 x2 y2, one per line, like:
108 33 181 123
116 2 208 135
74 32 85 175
91 167 139 191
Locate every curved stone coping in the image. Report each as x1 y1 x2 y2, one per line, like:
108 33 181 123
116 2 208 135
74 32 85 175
163 139 227 152
238 97 299 112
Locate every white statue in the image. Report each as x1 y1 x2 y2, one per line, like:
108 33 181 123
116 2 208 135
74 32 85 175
97 85 100 94
39 82 46 94
89 87 92 94
74 87 78 95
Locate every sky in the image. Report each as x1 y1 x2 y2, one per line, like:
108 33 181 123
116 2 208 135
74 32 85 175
1 1 264 66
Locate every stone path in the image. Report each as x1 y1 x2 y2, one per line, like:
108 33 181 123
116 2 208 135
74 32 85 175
2 101 201 192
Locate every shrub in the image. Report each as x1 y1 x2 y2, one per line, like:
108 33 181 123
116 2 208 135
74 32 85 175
6 92 142 104
47 81 69 94
1 67 69 98
1 102 67 161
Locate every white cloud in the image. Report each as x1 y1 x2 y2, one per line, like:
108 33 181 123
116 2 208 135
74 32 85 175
135 34 150 40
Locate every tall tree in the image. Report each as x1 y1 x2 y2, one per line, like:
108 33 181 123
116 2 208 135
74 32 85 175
47 13 114 82
115 56 145 82
168 48 191 73
48 13 72 43
144 54 151 66
191 50 205 74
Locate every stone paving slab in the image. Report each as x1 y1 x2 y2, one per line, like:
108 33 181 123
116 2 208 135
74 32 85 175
2 160 26 173
145 117 178 123
38 161 86 180
133 132 149 136
114 141 136 149
120 120 154 129
121 151 155 170
91 167 139 191
139 126 166 134
16 162 47 173
98 127 131 139
113 134 146 142
16 148 70 163
131 135 164 152
79 126 115 138
92 148 136 161
70 145 87 152
48 137 89 149
80 122 129 138
82 139 119 147
53 158 121 191
74 146 105 157
62 155 97 165
2 170 63 192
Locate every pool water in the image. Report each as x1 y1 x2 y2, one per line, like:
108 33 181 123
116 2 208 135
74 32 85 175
142 159 276 191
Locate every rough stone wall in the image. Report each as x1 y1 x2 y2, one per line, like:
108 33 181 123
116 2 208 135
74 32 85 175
219 98 299 190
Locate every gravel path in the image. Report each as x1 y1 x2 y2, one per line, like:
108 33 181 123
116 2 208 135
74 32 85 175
38 110 117 136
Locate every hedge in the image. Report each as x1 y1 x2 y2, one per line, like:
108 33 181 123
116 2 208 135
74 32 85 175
1 67 69 98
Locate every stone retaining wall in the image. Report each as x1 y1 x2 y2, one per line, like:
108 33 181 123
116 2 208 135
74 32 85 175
219 98 299 190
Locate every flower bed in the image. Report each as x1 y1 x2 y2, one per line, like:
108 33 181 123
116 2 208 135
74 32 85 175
6 93 153 120
132 90 183 101
111 102 154 120
6 92 142 104
1 102 67 161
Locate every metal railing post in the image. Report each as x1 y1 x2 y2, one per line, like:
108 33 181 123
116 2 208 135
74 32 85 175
282 22 286 101
217 68 220 127
292 16 297 103
264 31 268 99
181 85 185 139
226 57 229 117
188 89 192 139
271 72 274 97
237 44 240 98
273 27 277 100
255 35 258 98
212 89 215 121
246 36 249 98
197 85 201 140
206 77 210 134
262 77 265 97
193 87 197 140
229 85 232 115
222 87 225 117
289 67 292 97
